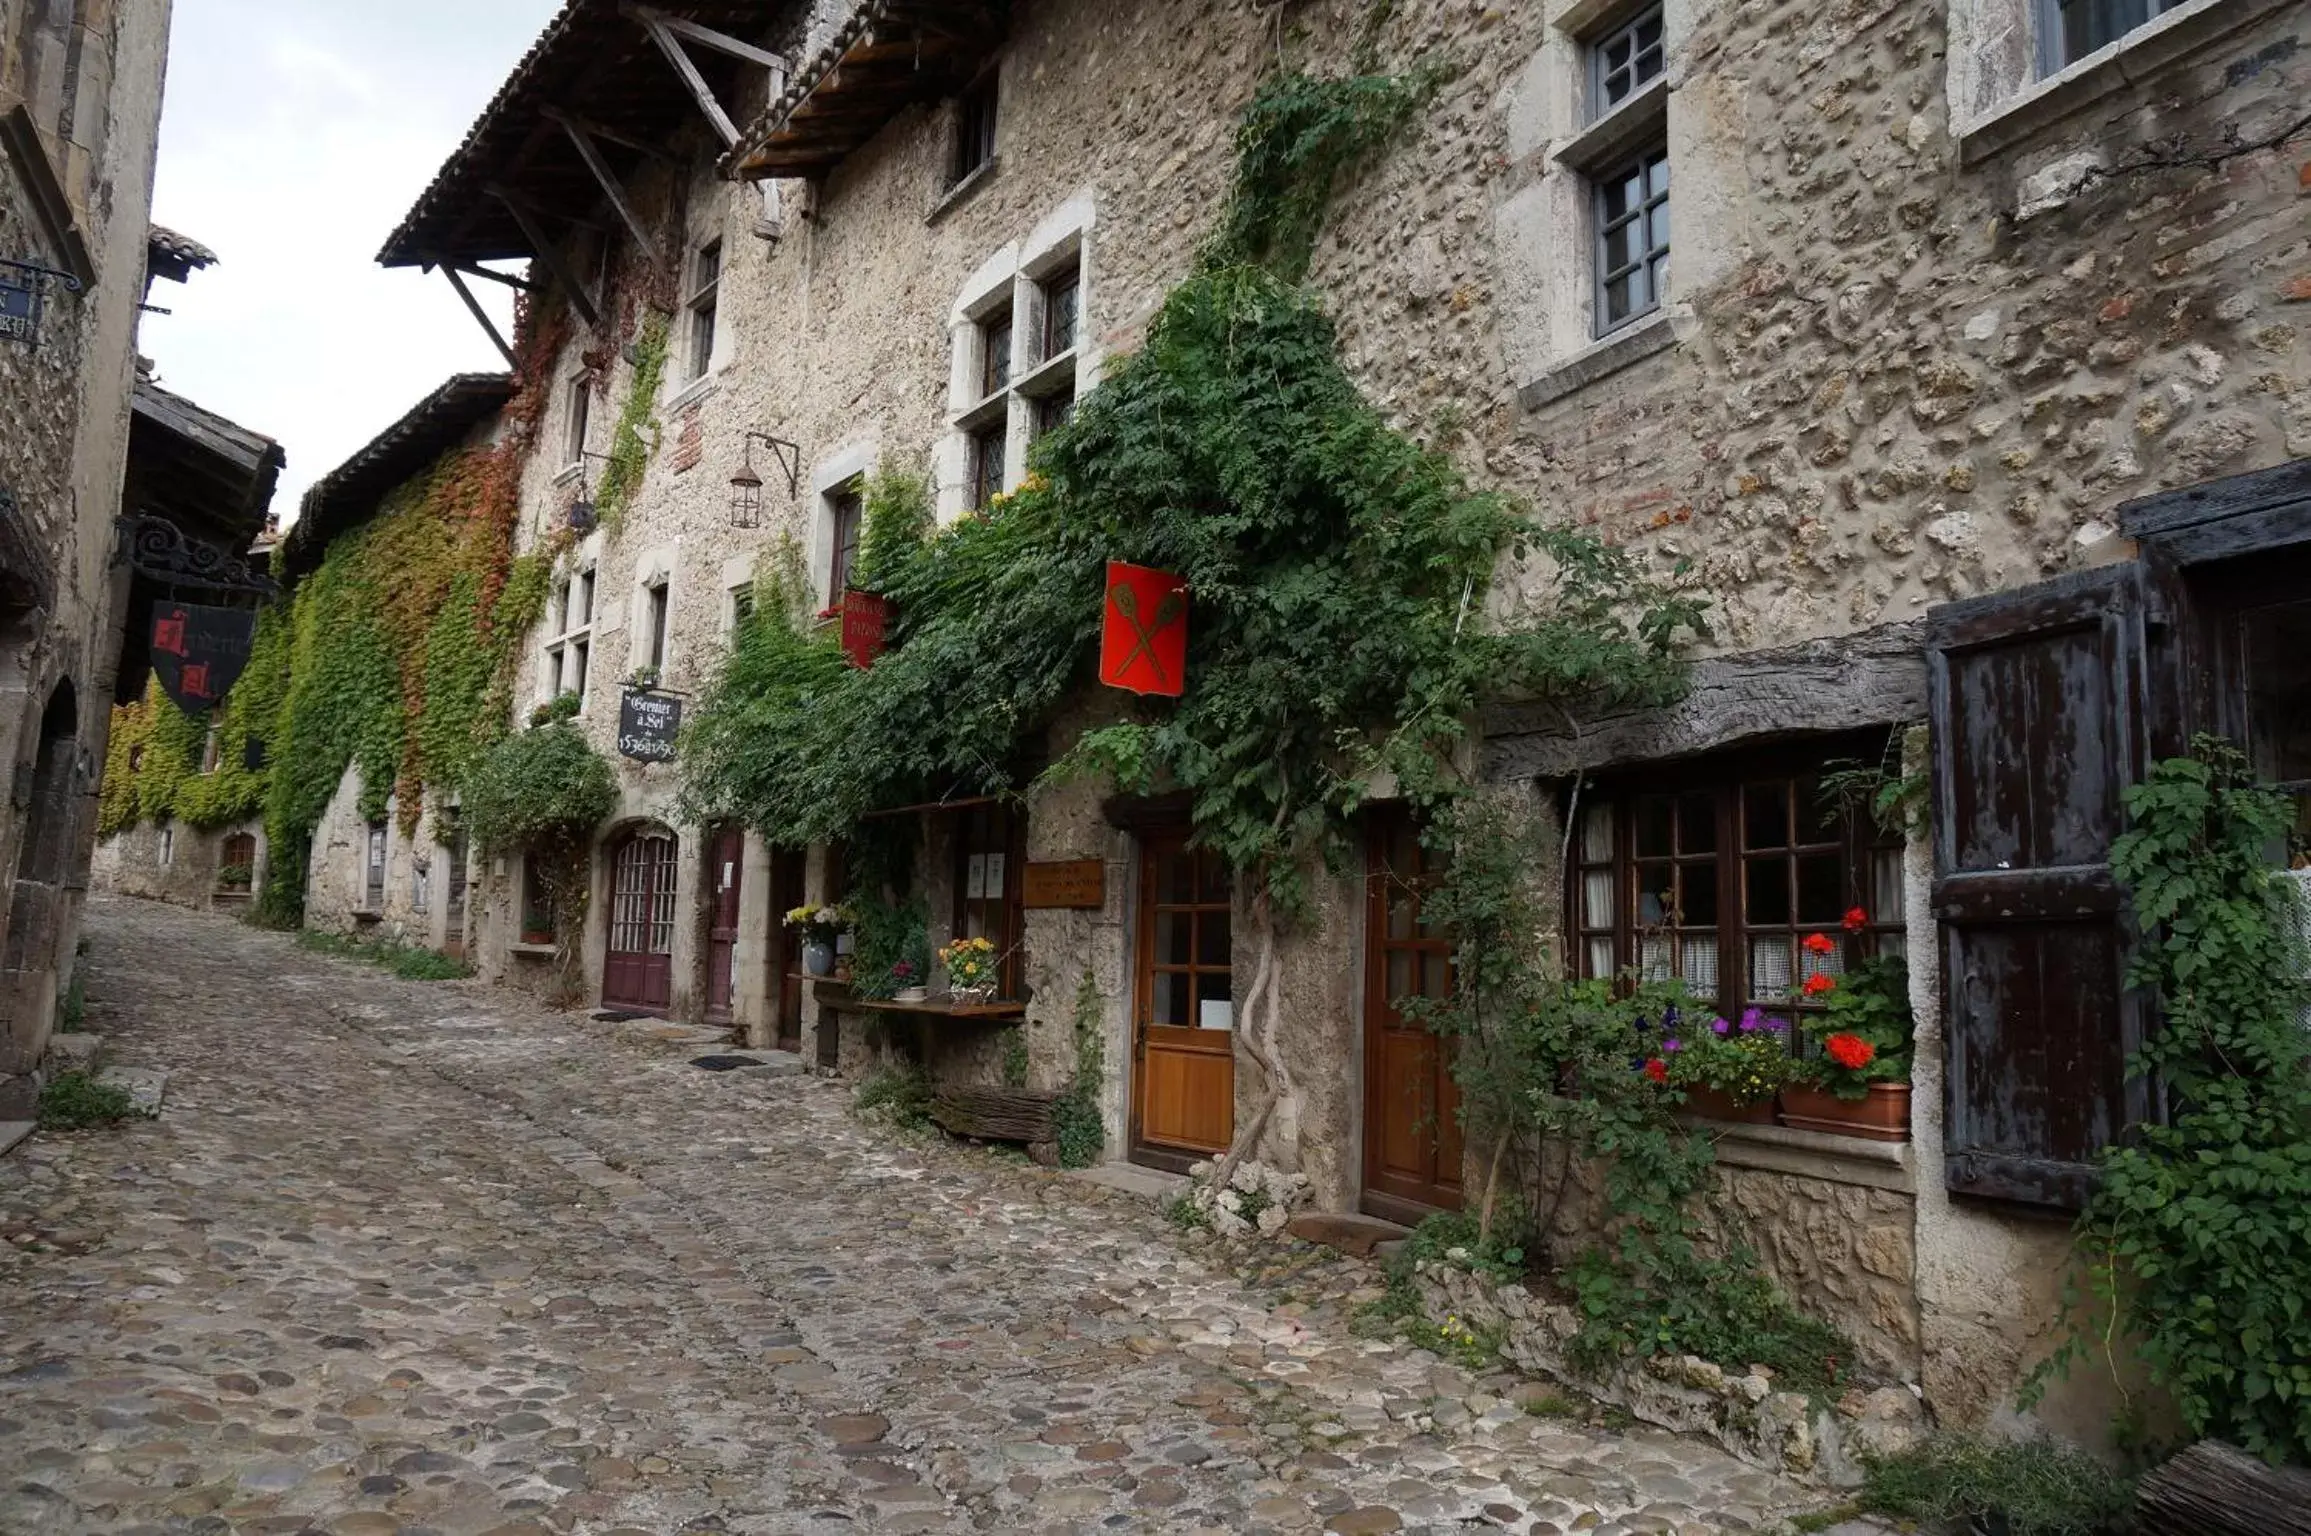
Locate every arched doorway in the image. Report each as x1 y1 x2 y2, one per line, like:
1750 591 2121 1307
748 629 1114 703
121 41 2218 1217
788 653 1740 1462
603 828 678 1014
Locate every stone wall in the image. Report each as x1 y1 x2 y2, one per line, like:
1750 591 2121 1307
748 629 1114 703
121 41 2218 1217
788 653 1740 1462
0 0 176 1101
91 819 265 915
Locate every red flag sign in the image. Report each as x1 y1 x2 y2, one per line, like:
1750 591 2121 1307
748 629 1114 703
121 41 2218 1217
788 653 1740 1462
839 589 889 669
1100 562 1188 697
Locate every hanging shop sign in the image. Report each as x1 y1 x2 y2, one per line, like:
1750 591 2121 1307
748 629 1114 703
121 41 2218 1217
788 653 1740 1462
1099 562 1189 697
150 602 256 710
840 588 889 669
0 271 38 347
617 688 683 763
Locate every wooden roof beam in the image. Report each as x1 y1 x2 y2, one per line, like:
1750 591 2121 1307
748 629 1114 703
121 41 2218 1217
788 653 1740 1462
485 184 602 331
553 112 661 269
624 2 743 148
440 264 520 371
622 4 788 72
541 106 675 167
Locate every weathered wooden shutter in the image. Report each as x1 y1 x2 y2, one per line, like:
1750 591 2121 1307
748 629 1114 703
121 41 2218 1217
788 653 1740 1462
1927 561 2186 1210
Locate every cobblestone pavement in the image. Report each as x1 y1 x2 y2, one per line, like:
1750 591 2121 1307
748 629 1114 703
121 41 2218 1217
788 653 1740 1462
0 898 1831 1535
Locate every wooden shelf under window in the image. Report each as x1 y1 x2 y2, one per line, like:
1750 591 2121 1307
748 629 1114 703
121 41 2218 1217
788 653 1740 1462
811 980 1023 1021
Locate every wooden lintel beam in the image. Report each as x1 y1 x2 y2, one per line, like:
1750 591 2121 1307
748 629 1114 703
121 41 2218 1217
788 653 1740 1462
485 185 602 330
553 113 660 263
620 4 788 72
628 6 742 148
441 265 520 371
540 105 674 166
449 261 542 295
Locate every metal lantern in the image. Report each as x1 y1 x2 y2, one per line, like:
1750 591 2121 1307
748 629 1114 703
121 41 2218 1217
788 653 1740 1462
567 495 598 534
729 455 764 529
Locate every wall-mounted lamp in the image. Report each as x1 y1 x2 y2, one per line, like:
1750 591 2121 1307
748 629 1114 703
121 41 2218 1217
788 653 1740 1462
731 430 802 529
569 449 615 533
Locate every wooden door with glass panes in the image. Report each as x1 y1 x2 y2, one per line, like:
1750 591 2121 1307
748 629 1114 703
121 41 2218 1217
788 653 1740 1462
1362 809 1462 1222
1132 827 1234 1167
603 831 678 1013
954 803 1025 997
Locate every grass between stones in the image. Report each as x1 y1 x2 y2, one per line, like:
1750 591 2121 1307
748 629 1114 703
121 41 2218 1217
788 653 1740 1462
294 927 474 981
36 1071 137 1131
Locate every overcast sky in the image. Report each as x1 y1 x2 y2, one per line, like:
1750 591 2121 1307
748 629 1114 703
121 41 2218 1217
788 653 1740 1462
147 0 564 522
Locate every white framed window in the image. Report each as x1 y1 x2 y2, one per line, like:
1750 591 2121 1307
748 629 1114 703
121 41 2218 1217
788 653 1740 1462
1947 0 2250 161
159 825 173 865
2036 0 2190 74
824 480 863 606
685 239 721 382
540 566 595 711
365 822 387 910
638 578 671 678
941 196 1098 520
1588 4 1664 114
1593 147 1669 336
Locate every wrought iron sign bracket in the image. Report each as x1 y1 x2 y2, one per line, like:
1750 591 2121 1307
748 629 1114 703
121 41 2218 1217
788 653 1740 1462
0 254 85 293
741 431 803 498
114 514 279 598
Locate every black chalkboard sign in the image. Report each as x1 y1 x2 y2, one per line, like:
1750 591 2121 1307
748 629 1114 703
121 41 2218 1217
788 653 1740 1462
617 689 682 762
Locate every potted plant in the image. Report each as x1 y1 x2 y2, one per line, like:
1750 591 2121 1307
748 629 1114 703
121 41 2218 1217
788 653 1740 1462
785 904 853 977
889 958 927 1004
939 935 1000 1004
1661 1009 1801 1123
215 862 254 893
1782 932 1914 1141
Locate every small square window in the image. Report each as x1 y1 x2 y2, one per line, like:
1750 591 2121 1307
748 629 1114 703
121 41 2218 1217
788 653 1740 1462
570 638 590 700
980 305 1014 400
574 569 594 629
954 73 998 186
969 424 1006 510
731 584 756 632
1041 266 1079 362
826 483 864 604
1595 147 1670 335
644 582 670 673
1034 383 1076 443
1589 4 1666 119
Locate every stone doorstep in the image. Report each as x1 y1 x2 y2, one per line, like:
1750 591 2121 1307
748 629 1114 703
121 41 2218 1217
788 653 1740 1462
0 1121 31 1157
44 1032 104 1071
1283 1212 1413 1259
704 1049 805 1076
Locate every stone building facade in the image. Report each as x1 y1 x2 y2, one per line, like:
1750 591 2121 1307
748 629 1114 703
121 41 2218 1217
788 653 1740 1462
102 0 2293 1446
0 0 181 1113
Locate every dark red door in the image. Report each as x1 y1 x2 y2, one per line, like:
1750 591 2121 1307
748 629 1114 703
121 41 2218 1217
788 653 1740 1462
705 826 743 1023
1362 808 1463 1222
604 832 678 1014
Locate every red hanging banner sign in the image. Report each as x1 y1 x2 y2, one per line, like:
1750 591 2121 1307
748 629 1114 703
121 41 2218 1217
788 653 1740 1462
1099 561 1188 697
150 602 256 711
839 589 889 669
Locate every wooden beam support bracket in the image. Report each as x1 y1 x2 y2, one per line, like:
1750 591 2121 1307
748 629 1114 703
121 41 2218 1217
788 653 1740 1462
448 261 542 295
541 105 676 166
622 4 789 72
485 184 602 330
624 4 744 148
439 264 520 371
552 113 662 268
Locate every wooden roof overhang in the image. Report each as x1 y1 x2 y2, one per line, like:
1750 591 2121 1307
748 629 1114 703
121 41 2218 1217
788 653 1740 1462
282 373 515 584
723 0 1009 181
378 0 781 320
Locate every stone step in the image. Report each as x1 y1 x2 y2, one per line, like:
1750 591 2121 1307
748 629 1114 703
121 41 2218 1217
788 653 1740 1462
45 1032 104 1071
96 1066 167 1118
0 1121 31 1157
1284 1211 1412 1258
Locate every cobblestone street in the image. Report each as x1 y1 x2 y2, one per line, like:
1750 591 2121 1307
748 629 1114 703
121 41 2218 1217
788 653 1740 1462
0 898 1826 1536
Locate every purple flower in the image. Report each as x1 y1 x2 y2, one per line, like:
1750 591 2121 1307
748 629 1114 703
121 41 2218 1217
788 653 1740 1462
1710 1017 1731 1036
1763 1014 1790 1033
1663 1038 1683 1053
1663 1004 1681 1028
1739 1007 1765 1033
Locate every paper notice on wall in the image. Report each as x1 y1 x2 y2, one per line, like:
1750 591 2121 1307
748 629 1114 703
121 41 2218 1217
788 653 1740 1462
1199 1000 1233 1032
721 861 734 889
966 854 987 899
985 852 1005 895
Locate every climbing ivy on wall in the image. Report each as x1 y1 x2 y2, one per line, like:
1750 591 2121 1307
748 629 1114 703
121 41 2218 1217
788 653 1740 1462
593 313 668 535
98 602 294 838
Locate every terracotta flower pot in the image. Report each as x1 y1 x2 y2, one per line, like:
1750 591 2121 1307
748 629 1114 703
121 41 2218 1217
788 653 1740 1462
1779 1082 1912 1142
1684 1087 1777 1124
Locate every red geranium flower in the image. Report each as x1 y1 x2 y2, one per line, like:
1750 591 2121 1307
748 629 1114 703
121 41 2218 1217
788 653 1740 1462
1643 1058 1669 1084
1842 907 1869 933
1803 932 1837 956
1825 1032 1876 1069
1802 972 1837 997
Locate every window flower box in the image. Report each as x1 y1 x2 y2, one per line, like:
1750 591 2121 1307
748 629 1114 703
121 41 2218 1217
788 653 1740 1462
1779 1082 1912 1142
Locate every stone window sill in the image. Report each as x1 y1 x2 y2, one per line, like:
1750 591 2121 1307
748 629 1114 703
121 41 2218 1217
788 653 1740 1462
1013 348 1078 400
1552 74 1667 179
927 157 999 226
1682 1115 1916 1194
552 462 583 487
663 371 720 416
1956 0 2271 165
1517 309 1678 412
508 940 558 958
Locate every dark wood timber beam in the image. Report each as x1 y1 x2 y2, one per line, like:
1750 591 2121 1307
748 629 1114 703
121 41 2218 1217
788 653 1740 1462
440 264 520 371
625 4 743 147
540 106 675 167
621 4 788 72
553 112 660 264
448 261 542 295
485 184 602 330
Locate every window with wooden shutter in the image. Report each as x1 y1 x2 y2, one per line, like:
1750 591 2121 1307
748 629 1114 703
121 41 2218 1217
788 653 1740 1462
1926 560 2190 1210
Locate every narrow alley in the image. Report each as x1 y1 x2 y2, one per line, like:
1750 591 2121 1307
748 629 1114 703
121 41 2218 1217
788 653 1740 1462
0 898 1813 1536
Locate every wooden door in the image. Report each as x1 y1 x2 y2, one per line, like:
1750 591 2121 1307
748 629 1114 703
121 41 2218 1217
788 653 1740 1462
1363 809 1463 1222
769 847 806 1052
1132 828 1235 1168
705 826 743 1023
604 832 678 1014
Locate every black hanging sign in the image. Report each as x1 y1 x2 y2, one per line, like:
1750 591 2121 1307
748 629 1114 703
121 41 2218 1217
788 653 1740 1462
0 272 37 347
617 688 682 763
150 602 255 711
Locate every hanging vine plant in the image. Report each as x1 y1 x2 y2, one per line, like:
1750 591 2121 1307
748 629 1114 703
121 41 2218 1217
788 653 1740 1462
461 719 618 992
679 59 1706 1182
